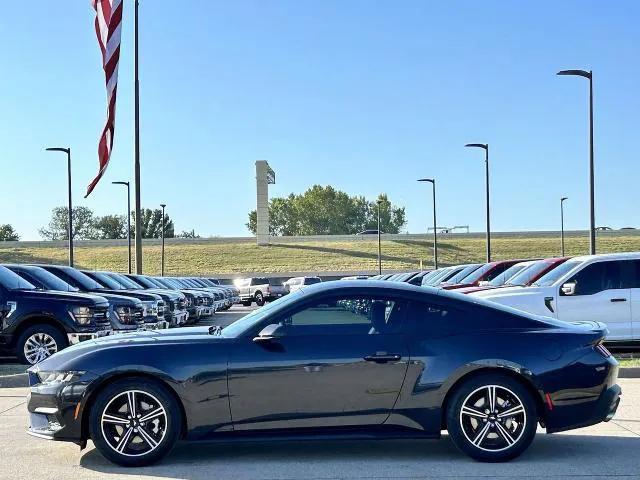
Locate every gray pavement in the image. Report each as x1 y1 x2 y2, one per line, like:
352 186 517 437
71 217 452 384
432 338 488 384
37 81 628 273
1 379 639 479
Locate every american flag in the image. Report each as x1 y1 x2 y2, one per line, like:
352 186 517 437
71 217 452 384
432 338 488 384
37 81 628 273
87 0 123 197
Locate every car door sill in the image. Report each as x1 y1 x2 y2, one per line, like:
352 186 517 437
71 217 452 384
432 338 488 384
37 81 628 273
186 425 440 443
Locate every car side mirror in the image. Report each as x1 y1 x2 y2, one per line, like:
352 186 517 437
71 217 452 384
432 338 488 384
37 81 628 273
253 323 286 343
561 281 576 296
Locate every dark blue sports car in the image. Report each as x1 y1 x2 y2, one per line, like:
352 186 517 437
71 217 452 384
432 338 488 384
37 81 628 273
27 281 620 466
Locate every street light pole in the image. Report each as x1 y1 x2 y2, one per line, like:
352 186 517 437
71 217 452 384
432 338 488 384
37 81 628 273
112 181 131 273
418 178 438 269
160 204 166 276
557 69 596 255
561 197 568 256
134 0 143 273
46 147 73 267
377 200 382 275
465 143 491 262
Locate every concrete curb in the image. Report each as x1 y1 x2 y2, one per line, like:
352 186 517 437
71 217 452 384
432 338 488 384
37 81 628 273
0 373 27 389
619 367 640 378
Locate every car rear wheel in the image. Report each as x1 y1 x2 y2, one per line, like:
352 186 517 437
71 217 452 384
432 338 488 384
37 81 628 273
446 373 537 462
89 378 181 467
16 324 67 365
254 292 265 306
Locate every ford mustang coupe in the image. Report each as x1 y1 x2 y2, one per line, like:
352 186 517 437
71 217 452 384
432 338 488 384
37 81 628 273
26 281 620 466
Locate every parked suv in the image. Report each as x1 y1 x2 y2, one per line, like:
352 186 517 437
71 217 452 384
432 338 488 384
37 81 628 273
6 264 146 333
236 277 288 306
284 276 322 293
0 265 111 364
442 260 524 290
473 252 640 343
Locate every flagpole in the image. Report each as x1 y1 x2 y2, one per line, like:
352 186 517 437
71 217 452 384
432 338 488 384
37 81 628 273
134 0 143 274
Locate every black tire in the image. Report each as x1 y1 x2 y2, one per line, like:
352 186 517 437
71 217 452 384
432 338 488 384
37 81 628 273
89 378 181 467
446 373 537 462
254 292 265 307
16 324 68 365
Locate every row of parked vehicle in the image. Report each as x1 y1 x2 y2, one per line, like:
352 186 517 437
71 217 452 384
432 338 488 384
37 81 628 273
0 264 241 364
370 251 640 345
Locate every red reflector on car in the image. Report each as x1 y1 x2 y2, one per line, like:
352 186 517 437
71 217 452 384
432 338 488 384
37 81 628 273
545 392 554 411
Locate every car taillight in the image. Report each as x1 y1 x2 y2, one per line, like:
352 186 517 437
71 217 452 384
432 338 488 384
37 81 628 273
594 342 611 358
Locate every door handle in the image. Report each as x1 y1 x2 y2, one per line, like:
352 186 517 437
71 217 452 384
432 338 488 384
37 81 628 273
364 353 401 363
610 298 627 303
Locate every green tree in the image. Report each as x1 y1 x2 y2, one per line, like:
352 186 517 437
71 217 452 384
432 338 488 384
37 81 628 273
39 206 97 240
246 186 406 235
176 229 200 238
94 214 127 239
132 208 174 239
0 224 20 241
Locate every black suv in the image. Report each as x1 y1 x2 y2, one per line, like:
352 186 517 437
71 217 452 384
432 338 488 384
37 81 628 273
6 265 146 333
37 266 167 330
0 266 111 364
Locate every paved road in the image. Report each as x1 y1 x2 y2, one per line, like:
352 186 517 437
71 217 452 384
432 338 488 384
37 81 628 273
1 379 639 480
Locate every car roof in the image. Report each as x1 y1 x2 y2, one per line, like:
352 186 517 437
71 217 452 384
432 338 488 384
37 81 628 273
565 252 640 263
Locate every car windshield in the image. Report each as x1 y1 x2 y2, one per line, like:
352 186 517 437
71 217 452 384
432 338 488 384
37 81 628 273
444 264 482 284
456 263 496 284
87 271 124 290
423 268 452 286
23 267 79 292
222 289 306 338
488 263 530 286
0 266 37 290
51 267 104 290
532 260 581 287
110 274 141 289
505 262 549 286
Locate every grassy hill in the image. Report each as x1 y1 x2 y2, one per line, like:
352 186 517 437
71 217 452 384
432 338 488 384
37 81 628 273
1 233 639 277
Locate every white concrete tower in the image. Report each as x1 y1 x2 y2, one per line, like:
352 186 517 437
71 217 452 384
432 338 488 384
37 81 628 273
255 160 276 245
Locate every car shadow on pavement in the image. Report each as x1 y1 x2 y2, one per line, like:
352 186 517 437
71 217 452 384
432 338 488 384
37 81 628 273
79 434 640 479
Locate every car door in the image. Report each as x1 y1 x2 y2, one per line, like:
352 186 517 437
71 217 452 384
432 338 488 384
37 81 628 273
227 294 409 431
629 260 640 341
555 260 632 341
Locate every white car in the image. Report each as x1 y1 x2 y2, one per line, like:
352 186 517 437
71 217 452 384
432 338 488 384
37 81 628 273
470 252 640 343
284 276 322 292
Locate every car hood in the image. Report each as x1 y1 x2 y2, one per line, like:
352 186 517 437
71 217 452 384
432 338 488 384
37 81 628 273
33 326 227 371
13 289 108 307
470 286 555 317
91 289 161 302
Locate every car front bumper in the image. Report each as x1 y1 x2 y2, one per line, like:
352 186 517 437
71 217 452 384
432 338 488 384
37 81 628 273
67 329 111 345
26 371 98 443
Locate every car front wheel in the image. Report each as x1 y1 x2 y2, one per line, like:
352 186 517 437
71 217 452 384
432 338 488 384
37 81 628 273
446 373 537 462
89 378 181 467
17 324 67 365
254 292 265 306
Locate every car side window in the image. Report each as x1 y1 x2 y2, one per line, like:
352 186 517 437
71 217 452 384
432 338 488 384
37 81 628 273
278 297 405 336
566 261 631 296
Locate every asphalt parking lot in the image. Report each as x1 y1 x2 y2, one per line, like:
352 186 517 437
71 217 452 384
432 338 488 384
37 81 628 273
0 379 638 479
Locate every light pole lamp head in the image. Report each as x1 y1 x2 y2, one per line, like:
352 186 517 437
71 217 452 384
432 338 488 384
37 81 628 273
465 143 488 150
557 69 592 79
417 178 435 184
561 196 568 202
160 203 166 209
112 181 129 187
45 147 70 154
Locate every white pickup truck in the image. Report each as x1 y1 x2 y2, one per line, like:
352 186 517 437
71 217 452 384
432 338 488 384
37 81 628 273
470 252 640 343
236 277 288 306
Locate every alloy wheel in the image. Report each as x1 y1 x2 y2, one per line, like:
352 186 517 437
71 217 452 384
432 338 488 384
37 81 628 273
100 390 167 457
459 385 527 452
23 333 58 364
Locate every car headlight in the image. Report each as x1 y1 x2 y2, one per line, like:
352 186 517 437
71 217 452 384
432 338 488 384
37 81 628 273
37 370 86 385
69 306 93 325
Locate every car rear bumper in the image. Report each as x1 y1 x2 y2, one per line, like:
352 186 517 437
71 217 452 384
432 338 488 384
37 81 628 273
546 383 621 433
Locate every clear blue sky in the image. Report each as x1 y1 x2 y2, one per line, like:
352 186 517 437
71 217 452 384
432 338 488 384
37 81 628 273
1 1 638 239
